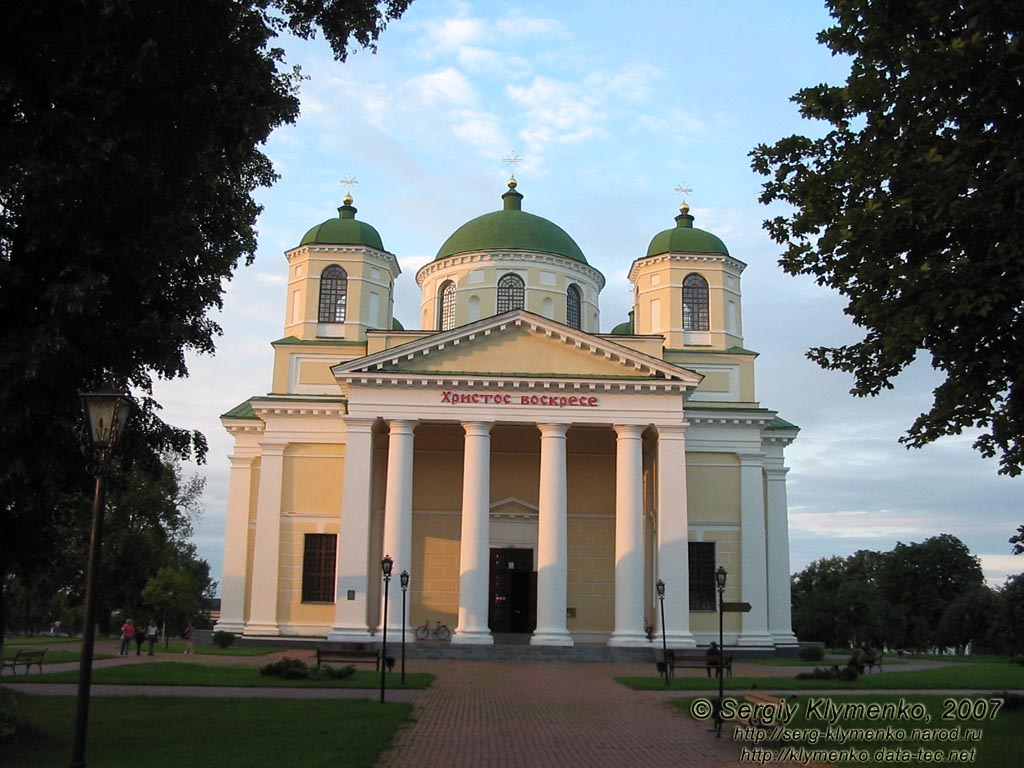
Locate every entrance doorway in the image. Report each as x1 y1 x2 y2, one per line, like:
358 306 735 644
489 548 537 634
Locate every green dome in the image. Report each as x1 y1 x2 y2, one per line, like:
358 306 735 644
391 317 405 331
646 205 729 257
610 311 635 335
435 181 587 264
299 198 384 250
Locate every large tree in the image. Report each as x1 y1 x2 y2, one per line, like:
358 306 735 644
751 0 1024 475
0 1 411 620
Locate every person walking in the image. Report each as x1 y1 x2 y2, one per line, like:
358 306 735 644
145 620 159 656
119 618 135 656
183 622 194 655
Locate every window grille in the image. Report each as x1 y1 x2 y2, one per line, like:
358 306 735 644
566 284 582 329
318 266 348 323
688 541 717 610
497 273 525 313
682 274 709 331
302 534 337 603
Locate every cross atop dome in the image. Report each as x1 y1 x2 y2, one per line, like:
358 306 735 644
502 152 524 185
340 175 359 204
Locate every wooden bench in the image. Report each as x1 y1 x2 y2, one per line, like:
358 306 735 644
658 650 733 678
315 647 380 671
1 648 46 675
863 651 884 673
730 691 787 739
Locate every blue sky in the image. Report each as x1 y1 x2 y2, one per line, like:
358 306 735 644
153 0 1021 592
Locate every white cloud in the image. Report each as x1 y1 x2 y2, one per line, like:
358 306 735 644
407 67 477 106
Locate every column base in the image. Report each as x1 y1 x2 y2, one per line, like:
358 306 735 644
663 632 697 649
737 632 775 648
531 630 574 647
607 631 650 648
243 621 280 637
327 628 374 643
771 631 799 647
451 629 494 645
212 620 245 634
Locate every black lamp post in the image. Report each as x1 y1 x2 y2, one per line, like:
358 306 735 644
656 579 669 686
399 570 409 684
715 565 728 737
380 555 393 704
71 385 134 768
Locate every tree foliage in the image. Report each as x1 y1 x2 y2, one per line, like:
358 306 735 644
751 0 1024 475
0 0 411 606
791 535 996 651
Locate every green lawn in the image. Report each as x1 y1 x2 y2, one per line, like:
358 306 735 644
21 661 434 689
2 647 114 665
677 694 1023 768
1 689 411 768
618 662 1024 691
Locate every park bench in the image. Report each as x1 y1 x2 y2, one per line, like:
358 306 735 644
315 647 380 671
863 650 884 673
730 691 788 739
1 648 46 675
657 650 733 678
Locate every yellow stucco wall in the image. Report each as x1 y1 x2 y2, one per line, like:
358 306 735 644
278 519 341 626
411 513 461 628
566 515 615 631
686 453 740 523
281 444 344 515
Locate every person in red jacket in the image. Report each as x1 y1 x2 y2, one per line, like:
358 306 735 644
119 618 135 656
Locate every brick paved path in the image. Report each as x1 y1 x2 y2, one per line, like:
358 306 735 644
376 660 754 768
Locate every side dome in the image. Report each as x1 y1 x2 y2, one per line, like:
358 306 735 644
646 204 728 257
299 196 384 250
435 180 587 264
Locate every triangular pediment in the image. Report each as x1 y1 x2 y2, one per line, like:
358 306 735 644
331 310 702 387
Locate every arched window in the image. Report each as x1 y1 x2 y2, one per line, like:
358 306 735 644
566 284 582 330
438 280 456 331
497 273 525 314
683 274 709 331
318 265 348 323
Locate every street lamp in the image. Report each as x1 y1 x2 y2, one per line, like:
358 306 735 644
399 570 409 684
656 579 669 686
380 555 393 704
715 565 728 738
71 385 134 768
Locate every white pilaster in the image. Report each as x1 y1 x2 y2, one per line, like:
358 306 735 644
453 422 494 645
381 420 416 639
215 449 257 633
738 452 773 647
656 424 695 647
766 457 798 646
532 422 573 646
328 417 376 642
609 424 649 647
245 442 285 636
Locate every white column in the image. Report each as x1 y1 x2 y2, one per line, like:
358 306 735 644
215 449 258 633
738 452 773 646
656 424 695 647
328 417 376 641
453 422 494 645
609 424 648 647
380 420 416 639
766 456 798 646
245 442 285 636
532 422 573 646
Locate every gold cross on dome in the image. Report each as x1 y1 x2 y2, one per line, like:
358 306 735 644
340 176 359 194
674 183 693 203
502 152 524 178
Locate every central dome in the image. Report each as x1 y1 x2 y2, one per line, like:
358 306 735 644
435 181 587 264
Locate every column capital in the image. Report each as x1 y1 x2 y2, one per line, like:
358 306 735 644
343 416 377 434
228 451 259 466
537 422 569 438
737 451 766 466
462 421 494 437
613 423 645 439
656 423 688 440
256 441 287 456
387 419 418 436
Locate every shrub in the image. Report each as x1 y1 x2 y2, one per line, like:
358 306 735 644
211 631 235 649
315 664 356 680
795 665 859 682
260 657 311 679
799 645 825 662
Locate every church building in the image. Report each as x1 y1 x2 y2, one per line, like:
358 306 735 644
214 178 799 651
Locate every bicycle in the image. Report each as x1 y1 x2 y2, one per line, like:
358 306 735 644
414 619 451 641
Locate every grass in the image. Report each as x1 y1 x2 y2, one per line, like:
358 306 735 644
1 689 411 768
21 661 434 689
679 694 1023 768
2 647 114 665
617 662 1024 691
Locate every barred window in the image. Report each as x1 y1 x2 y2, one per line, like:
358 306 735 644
318 266 348 323
566 284 582 330
688 541 717 610
497 273 525 313
302 534 337 603
682 274 709 331
438 280 456 330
